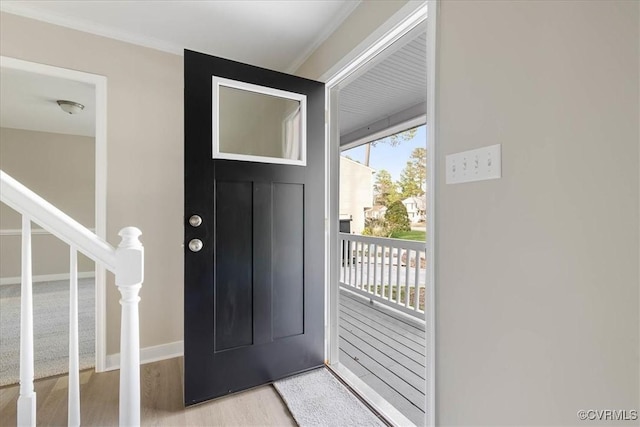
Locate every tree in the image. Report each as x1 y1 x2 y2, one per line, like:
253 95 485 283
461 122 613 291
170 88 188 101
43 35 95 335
399 147 426 199
374 169 400 206
385 200 411 234
364 127 418 166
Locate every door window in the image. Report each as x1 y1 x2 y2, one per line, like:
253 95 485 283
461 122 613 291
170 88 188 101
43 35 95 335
212 76 306 165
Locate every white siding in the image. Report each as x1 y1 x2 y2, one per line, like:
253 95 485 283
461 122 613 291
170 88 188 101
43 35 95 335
339 156 374 234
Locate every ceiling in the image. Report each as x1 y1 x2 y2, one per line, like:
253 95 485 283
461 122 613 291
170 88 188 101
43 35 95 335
339 27 427 146
0 1 426 142
0 0 360 72
0 67 96 137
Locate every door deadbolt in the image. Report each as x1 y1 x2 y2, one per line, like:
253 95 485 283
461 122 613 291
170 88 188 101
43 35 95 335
188 239 203 252
189 215 202 227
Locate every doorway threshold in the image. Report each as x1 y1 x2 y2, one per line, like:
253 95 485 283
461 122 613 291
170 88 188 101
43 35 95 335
327 362 415 427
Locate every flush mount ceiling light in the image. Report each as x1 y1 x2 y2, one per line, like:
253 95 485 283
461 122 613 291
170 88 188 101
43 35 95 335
56 100 84 115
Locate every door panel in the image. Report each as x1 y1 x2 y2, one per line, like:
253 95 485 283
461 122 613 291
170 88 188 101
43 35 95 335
214 181 253 352
272 183 304 340
184 50 325 405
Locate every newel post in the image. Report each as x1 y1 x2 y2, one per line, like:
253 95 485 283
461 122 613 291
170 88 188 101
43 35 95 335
115 227 144 427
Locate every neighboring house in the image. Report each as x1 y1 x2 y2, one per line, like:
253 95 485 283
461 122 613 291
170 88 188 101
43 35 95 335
365 205 387 220
339 156 375 234
402 196 426 223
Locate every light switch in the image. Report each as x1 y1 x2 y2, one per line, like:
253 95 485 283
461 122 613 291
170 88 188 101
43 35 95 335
446 144 501 184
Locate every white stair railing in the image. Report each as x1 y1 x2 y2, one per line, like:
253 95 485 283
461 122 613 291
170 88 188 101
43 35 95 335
0 170 144 427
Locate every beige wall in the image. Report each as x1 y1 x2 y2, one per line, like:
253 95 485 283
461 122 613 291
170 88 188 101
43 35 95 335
0 128 95 278
302 0 640 425
0 12 184 354
435 1 639 425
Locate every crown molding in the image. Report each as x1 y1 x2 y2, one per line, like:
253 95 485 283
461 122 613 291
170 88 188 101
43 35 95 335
0 2 184 56
286 0 361 75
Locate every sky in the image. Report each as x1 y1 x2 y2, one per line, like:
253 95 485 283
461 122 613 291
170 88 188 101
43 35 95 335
342 125 427 182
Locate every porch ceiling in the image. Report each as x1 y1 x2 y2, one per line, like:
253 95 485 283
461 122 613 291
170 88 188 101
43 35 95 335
339 29 427 147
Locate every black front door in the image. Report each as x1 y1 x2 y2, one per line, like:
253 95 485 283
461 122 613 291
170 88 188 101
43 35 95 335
184 50 325 405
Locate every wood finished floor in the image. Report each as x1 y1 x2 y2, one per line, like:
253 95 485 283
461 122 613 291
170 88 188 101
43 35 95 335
339 289 426 426
0 357 296 426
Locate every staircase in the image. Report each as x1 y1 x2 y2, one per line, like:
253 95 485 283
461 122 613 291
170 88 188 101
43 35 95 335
0 170 144 427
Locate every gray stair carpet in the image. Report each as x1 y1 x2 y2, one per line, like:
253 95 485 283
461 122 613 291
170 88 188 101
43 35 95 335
0 278 94 386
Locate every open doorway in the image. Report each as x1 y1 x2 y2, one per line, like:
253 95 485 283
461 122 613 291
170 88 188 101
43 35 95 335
325 4 434 427
0 57 108 382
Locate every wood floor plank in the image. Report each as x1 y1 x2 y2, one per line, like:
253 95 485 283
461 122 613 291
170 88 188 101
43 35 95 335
341 289 426 331
339 304 426 356
0 358 296 426
340 309 426 365
340 294 426 340
340 349 425 427
340 336 425 409
340 294 425 345
339 290 428 427
340 325 426 390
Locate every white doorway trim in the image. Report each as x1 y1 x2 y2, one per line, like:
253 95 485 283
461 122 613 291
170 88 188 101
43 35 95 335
323 1 437 425
0 56 108 373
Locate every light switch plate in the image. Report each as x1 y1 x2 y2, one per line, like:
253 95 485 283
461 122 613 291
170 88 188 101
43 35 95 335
446 144 501 184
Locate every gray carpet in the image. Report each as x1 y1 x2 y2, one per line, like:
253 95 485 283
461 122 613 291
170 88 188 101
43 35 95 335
274 368 385 427
0 278 95 386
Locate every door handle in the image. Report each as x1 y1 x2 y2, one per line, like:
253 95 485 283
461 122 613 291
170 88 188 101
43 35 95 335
188 239 203 252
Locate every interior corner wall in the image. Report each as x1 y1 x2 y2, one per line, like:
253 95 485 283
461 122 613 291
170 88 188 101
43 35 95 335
295 0 411 81
435 1 639 425
0 127 95 278
0 12 184 355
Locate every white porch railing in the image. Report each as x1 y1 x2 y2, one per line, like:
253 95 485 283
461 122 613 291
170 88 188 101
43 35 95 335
339 233 426 320
0 170 144 427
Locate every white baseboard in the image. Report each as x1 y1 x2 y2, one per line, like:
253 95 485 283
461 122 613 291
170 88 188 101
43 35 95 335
103 340 184 372
0 271 95 286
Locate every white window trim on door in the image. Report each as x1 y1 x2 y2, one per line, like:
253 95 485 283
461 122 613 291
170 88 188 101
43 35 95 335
322 1 437 426
0 56 109 373
211 76 307 166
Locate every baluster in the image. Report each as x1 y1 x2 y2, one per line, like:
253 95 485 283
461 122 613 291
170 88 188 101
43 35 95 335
115 227 144 427
387 246 393 301
365 243 370 294
352 241 357 289
372 244 378 296
395 247 401 304
359 242 364 289
380 245 388 299
414 249 421 312
340 239 345 283
404 250 410 307
349 240 355 286
17 216 36 427
68 247 80 427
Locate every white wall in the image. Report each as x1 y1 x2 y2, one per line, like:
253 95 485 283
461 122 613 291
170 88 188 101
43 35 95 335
0 127 95 278
0 12 183 355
